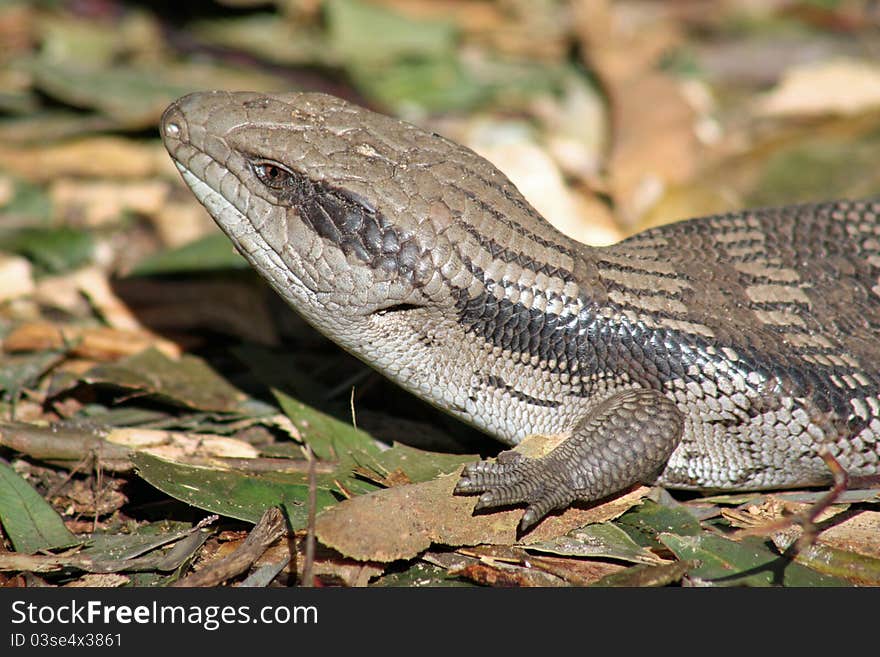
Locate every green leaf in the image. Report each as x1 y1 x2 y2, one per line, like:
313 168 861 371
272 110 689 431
590 560 695 587
82 348 247 413
660 533 849 587
25 57 290 130
0 459 78 554
0 351 64 398
371 562 474 587
73 524 211 574
0 177 51 220
27 58 199 129
132 452 338 528
192 13 334 67
373 442 476 483
747 131 880 207
772 532 880 585
0 226 93 273
129 233 249 276
272 388 381 461
525 522 667 565
348 56 490 114
614 499 702 548
81 523 197 561
326 0 456 65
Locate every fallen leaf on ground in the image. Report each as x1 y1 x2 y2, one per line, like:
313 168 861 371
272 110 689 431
315 434 649 562
50 179 169 227
149 199 217 248
466 127 620 246
64 573 129 587
574 0 700 225
256 537 384 587
106 427 260 459
0 137 163 182
82 348 247 413
71 266 144 331
0 254 34 302
818 510 880 559
3 321 180 360
756 58 880 118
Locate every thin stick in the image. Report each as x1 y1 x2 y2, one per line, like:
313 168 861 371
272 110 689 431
302 444 317 587
172 507 286 587
734 447 850 552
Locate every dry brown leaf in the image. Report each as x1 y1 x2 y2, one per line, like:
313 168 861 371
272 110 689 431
815 509 880 559
452 543 626 586
56 478 127 517
0 254 35 302
257 537 383 587
819 509 880 558
756 58 880 118
525 553 626 586
34 266 152 334
315 434 649 562
468 133 621 246
105 428 260 460
72 266 143 331
33 274 91 315
0 3 35 58
0 175 15 206
574 0 700 226
150 199 217 248
64 573 130 587
0 138 164 182
374 0 565 59
726 497 880 560
351 465 412 488
50 179 169 227
3 321 181 360
455 559 568 587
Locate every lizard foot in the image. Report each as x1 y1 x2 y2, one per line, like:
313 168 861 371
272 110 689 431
455 387 685 532
455 450 578 531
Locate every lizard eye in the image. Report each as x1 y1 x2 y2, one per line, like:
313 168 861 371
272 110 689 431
251 160 292 189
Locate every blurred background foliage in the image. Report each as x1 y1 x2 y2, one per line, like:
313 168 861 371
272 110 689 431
3 0 880 255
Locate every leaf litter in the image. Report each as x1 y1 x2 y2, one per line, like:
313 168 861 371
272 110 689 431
1 0 879 587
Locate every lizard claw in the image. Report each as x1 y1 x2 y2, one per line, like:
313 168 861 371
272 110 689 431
455 450 576 531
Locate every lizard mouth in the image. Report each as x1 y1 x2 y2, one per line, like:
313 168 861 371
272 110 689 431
370 302 424 317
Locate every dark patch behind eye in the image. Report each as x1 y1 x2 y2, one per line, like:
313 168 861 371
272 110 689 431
270 166 430 286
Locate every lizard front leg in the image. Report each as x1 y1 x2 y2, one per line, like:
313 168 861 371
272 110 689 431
455 387 685 531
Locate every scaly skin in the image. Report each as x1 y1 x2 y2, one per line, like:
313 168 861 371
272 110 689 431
161 91 880 529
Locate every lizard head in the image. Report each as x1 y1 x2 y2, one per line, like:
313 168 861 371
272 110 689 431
160 91 492 329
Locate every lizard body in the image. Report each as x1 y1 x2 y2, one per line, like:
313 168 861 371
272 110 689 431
161 91 880 528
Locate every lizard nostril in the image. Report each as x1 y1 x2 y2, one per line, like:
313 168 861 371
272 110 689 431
160 104 189 146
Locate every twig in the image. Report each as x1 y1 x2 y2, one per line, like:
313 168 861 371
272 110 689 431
172 507 286 587
733 447 850 552
0 422 131 471
303 444 317 587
